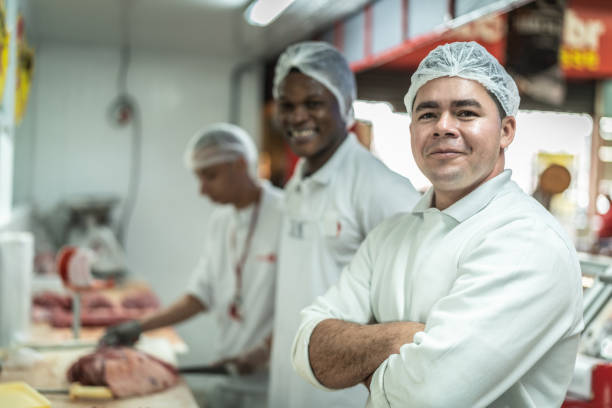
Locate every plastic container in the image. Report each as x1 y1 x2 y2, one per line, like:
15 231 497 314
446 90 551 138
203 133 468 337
0 231 34 347
0 381 51 408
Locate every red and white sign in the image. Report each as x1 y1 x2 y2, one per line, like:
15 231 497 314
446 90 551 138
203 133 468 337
562 0 612 78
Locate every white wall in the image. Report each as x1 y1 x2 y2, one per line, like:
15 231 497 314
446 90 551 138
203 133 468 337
13 41 263 368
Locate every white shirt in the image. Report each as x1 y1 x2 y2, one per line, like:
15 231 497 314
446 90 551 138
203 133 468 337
269 134 420 408
187 181 283 392
292 170 584 408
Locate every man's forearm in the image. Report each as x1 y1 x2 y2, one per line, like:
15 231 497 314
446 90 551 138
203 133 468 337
140 294 206 332
308 319 425 389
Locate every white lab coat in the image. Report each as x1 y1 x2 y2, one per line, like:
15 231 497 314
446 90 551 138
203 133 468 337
187 181 283 406
268 134 420 408
292 170 584 408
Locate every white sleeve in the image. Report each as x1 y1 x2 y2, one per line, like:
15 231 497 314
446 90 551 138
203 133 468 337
358 163 420 234
185 215 220 308
291 225 379 389
369 218 583 407
185 254 214 308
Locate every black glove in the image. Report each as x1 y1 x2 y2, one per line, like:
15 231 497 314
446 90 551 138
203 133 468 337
99 320 142 346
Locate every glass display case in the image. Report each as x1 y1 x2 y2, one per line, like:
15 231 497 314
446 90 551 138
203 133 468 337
564 253 612 406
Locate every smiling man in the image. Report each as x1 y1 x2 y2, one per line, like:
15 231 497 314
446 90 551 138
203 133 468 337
268 42 420 408
291 42 584 407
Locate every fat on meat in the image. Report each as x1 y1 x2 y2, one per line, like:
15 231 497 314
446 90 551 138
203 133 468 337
67 347 178 398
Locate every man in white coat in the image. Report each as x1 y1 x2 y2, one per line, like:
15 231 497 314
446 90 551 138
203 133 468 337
101 123 283 408
268 42 421 408
292 41 584 407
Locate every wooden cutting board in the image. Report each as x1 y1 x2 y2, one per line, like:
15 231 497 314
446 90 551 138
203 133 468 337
0 349 200 407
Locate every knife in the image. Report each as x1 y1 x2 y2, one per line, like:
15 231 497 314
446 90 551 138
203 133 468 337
178 363 237 376
36 382 114 400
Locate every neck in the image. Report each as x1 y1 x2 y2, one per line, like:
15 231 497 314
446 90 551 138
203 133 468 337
234 179 261 209
303 132 347 177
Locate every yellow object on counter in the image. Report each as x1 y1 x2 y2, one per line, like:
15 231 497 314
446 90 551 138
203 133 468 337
0 381 51 408
69 382 114 400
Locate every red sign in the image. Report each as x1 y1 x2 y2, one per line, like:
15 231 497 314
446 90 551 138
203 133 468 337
562 0 612 78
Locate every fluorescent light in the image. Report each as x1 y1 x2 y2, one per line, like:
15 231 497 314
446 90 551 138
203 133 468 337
244 0 296 26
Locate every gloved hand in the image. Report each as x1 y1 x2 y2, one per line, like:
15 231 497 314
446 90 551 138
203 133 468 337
98 320 142 346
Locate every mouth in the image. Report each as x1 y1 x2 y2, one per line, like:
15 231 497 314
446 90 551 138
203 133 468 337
427 148 465 159
287 129 317 144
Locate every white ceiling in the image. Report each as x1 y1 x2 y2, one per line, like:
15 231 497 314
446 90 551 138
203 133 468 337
24 0 374 59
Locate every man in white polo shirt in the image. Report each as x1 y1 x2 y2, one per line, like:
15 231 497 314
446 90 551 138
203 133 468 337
268 42 421 408
292 41 583 407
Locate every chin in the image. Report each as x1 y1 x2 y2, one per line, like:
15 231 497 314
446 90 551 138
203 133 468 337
428 172 468 189
288 143 315 159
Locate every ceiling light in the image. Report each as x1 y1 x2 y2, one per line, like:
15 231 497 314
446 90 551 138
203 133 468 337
244 0 296 26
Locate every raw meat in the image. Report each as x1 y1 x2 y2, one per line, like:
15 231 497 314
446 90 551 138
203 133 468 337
32 291 72 309
32 290 156 328
49 308 145 328
67 347 178 397
121 291 160 310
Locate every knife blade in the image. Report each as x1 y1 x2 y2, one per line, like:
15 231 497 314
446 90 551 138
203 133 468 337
178 363 237 375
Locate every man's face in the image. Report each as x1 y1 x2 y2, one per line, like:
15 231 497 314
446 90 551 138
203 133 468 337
409 76 515 205
275 72 346 160
194 160 243 205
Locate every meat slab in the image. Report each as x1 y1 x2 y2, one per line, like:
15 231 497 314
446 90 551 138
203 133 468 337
32 290 159 327
67 347 178 398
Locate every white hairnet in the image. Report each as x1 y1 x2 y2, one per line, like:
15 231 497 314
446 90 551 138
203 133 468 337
184 123 257 172
404 41 520 117
273 41 357 127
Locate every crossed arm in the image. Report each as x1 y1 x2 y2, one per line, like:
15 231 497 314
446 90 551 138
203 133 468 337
308 319 425 389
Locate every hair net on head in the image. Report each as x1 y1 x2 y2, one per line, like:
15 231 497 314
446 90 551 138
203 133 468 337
184 123 257 173
404 41 520 117
273 41 357 128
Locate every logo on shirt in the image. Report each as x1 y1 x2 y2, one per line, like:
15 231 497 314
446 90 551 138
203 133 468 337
256 253 277 263
289 219 305 239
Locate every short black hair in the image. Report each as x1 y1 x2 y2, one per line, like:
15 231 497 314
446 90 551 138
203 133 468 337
487 90 506 119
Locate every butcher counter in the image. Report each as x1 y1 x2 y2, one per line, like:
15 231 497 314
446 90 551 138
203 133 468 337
0 281 201 407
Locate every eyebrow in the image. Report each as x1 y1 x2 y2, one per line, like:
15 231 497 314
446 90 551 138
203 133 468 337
413 99 483 112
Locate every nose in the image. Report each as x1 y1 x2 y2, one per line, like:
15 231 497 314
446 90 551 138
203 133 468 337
288 105 309 125
433 111 458 138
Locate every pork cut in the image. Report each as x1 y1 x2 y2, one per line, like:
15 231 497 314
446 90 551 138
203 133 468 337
121 291 160 309
67 347 178 397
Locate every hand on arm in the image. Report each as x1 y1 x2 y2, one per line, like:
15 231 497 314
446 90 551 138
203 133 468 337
308 319 425 389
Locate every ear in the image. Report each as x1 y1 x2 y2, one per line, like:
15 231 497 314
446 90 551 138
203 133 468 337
500 116 516 150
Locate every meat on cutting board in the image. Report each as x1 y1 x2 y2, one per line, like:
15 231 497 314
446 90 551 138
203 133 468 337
67 347 178 397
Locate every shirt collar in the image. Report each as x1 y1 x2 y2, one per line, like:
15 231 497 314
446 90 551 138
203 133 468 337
412 170 513 222
290 133 357 187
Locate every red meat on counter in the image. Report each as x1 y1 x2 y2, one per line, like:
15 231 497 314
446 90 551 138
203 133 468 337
67 347 178 398
49 307 147 328
121 291 160 310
